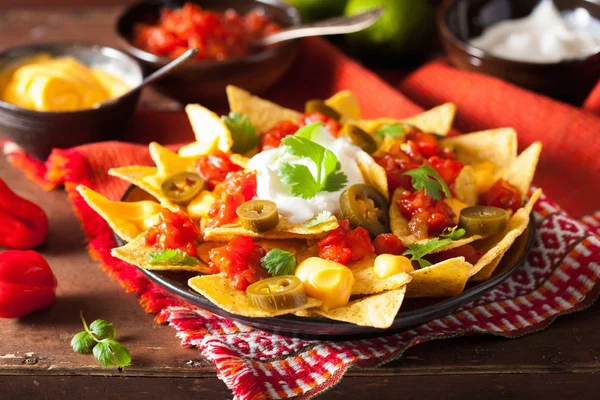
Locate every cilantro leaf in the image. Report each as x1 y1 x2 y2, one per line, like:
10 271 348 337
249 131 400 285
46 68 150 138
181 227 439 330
303 210 333 228
375 123 406 139
93 341 114 367
402 165 452 201
440 226 466 240
278 131 348 199
293 122 324 140
402 237 452 269
89 319 116 339
261 249 297 276
103 338 132 368
148 249 199 266
221 112 259 154
71 331 95 354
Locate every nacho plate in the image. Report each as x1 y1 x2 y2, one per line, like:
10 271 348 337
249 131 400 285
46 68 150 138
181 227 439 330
113 184 535 338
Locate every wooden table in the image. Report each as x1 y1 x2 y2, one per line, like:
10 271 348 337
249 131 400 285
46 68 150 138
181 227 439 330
1 7 599 400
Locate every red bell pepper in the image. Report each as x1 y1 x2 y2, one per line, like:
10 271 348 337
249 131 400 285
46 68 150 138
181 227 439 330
0 178 48 249
0 250 57 318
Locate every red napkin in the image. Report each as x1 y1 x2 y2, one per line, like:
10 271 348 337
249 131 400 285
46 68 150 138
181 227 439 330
3 38 599 400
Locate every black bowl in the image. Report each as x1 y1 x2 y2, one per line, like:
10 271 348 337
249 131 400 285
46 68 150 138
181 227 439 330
0 43 143 160
438 0 600 104
116 0 301 105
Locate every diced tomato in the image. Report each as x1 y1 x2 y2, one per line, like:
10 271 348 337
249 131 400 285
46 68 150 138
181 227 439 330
429 244 482 265
145 208 199 257
299 112 341 137
260 120 299 151
207 171 257 227
406 130 441 158
373 233 406 255
196 151 241 189
208 236 268 290
398 190 455 239
317 220 375 264
482 179 522 212
376 154 420 195
427 156 464 186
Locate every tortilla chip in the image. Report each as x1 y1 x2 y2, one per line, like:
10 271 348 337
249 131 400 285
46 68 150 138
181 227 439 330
111 233 211 273
406 257 471 298
502 142 542 198
357 151 389 200
296 244 319 264
356 103 456 136
226 85 301 132
348 255 412 295
108 166 165 204
203 215 339 241
454 166 478 206
229 153 250 169
76 185 161 242
389 188 485 248
324 90 361 121
179 104 233 157
254 239 309 256
468 189 541 277
188 273 321 318
469 254 503 282
195 241 226 264
441 128 517 167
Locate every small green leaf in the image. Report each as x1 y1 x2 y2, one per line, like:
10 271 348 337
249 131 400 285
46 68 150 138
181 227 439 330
89 319 116 339
303 211 333 229
402 165 452 201
148 249 199 266
104 338 132 368
261 249 297 276
440 226 466 240
402 237 452 269
93 341 114 367
222 112 259 154
375 123 406 139
71 331 95 354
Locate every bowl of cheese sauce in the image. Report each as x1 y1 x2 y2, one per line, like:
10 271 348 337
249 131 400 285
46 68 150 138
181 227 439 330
438 0 600 104
0 43 143 159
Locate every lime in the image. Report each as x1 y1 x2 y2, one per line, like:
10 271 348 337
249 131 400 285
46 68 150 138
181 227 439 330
283 0 348 22
344 0 433 56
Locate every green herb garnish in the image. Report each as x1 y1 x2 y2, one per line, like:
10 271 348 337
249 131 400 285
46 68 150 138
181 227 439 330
402 237 452 268
374 123 406 139
222 112 259 154
440 226 466 240
148 249 199 266
402 165 452 201
303 210 333 228
261 249 298 276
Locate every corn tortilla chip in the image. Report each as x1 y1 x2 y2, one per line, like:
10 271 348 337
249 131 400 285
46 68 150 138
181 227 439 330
454 166 478 206
349 255 412 295
77 185 161 242
196 241 226 264
324 90 361 121
203 215 339 241
111 233 211 273
182 104 233 157
356 103 456 136
406 257 471 298
441 128 517 168
188 273 321 318
502 142 542 199
468 189 541 277
226 85 301 132
469 255 503 282
357 151 389 200
229 153 250 169
254 239 309 256
310 287 406 328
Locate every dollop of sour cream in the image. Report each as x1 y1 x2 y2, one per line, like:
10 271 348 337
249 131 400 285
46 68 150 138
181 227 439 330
247 126 369 224
470 0 600 63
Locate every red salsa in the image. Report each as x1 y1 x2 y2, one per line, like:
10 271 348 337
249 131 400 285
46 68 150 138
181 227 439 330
259 112 340 152
196 151 241 189
209 236 268 290
132 3 281 61
482 179 522 212
317 220 375 265
208 170 257 227
145 208 199 257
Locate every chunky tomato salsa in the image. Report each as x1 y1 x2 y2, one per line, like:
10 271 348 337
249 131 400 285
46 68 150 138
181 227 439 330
132 2 282 61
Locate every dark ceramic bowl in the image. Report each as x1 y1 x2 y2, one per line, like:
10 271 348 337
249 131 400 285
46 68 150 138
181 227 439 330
116 0 301 105
0 43 143 160
438 0 600 104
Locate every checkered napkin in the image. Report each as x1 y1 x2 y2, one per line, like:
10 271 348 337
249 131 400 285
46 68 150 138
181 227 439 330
3 38 600 399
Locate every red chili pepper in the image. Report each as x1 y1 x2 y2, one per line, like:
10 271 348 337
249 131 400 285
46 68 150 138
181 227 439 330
0 250 57 318
0 179 48 250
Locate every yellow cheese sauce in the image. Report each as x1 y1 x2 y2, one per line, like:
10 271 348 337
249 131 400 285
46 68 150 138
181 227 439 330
0 54 129 112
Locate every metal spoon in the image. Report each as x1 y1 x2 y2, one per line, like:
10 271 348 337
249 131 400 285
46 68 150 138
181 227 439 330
254 8 384 47
98 47 198 107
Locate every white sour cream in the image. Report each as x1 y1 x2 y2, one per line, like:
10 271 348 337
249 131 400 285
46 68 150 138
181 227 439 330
247 126 368 223
470 0 600 63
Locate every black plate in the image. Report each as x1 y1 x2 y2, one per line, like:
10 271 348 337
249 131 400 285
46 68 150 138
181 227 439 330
116 185 535 339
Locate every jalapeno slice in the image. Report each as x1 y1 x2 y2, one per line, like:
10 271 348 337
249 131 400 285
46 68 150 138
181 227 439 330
236 200 279 232
160 172 205 204
459 206 509 236
339 123 378 154
305 99 341 120
246 276 307 311
339 184 390 237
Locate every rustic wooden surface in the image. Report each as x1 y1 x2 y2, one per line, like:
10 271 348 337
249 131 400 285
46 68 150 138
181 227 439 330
0 7 599 400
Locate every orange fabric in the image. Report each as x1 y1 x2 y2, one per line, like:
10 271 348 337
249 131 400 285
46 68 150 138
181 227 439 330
401 60 600 218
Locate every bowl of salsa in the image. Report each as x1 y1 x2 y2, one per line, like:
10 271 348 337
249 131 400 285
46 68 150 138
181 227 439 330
116 0 301 105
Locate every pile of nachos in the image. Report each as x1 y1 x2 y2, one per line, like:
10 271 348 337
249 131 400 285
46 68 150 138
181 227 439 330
77 86 542 329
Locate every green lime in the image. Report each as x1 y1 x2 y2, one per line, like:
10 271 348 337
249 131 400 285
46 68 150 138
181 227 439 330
344 0 433 55
283 0 348 22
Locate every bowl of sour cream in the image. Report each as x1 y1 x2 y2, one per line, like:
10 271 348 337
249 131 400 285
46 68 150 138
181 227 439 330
438 0 600 104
